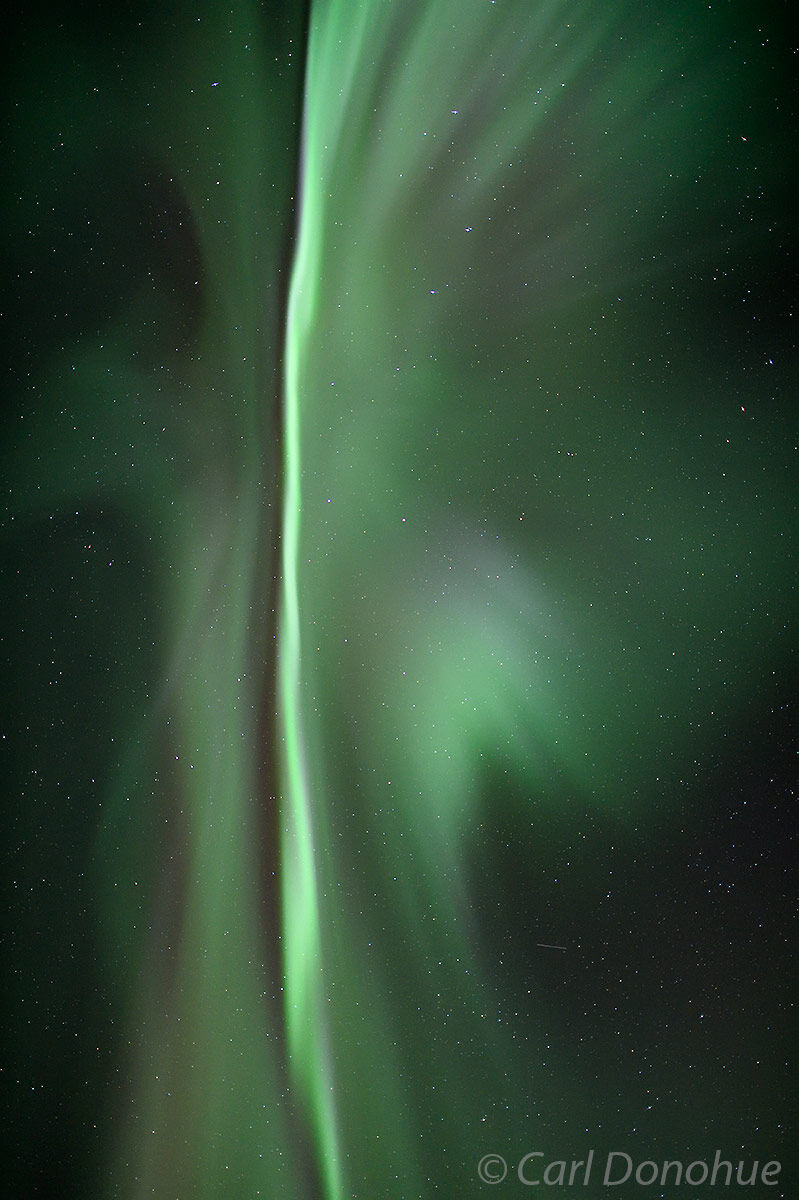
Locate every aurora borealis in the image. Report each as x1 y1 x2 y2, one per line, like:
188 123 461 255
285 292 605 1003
1 1 795 1197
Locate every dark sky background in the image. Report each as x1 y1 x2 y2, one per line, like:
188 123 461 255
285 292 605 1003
1 2 795 1198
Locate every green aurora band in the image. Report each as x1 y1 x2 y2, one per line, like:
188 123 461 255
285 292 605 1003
1 1 794 1198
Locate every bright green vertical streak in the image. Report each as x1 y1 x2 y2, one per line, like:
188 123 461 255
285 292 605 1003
278 5 376 1197
279 171 343 1200
280 227 343 1198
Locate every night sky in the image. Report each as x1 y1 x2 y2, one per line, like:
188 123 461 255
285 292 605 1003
1 2 795 1198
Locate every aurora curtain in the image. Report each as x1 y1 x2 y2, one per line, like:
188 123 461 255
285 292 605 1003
2 2 794 1197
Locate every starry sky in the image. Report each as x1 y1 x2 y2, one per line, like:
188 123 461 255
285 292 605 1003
1 2 795 1198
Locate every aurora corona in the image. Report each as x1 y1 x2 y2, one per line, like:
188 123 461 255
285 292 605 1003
1 2 794 1197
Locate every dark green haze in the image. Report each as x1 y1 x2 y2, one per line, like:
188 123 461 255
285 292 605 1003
2 2 794 1198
